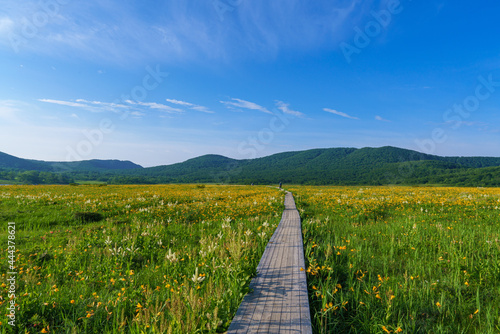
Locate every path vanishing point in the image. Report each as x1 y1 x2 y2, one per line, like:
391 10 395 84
227 192 313 333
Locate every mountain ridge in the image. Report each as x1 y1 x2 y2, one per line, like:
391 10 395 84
0 151 143 172
1 146 500 186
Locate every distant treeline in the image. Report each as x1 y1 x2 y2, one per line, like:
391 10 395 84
1 164 500 187
1 146 500 186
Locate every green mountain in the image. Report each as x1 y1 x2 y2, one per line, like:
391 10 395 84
0 151 51 171
122 146 500 186
0 151 143 172
1 146 500 186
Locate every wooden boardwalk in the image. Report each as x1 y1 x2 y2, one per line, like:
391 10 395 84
227 192 312 333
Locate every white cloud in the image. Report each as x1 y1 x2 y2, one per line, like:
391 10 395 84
0 100 23 123
190 105 213 113
75 99 129 109
375 115 390 122
129 111 145 117
0 16 14 34
275 101 304 117
221 98 272 114
166 99 193 107
38 98 187 116
0 1 370 64
166 98 214 113
132 101 183 113
324 108 358 120
38 99 89 108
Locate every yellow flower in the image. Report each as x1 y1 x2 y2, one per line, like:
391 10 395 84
382 325 391 333
436 302 441 307
70 300 75 304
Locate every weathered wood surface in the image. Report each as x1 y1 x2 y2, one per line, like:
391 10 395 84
227 192 312 333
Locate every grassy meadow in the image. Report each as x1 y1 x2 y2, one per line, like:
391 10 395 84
0 184 284 333
2 184 500 333
290 186 500 333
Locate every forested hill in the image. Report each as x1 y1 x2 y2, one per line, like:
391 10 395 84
1 146 500 186
0 151 142 184
0 151 142 172
122 146 500 186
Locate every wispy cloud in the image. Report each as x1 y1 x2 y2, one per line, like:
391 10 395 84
221 98 272 114
166 99 214 113
38 98 184 116
375 115 391 122
75 99 129 109
38 99 89 108
0 0 369 64
0 16 14 34
275 101 304 117
127 101 182 114
0 100 24 123
324 108 358 120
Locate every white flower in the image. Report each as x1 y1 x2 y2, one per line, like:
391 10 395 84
262 221 269 228
104 236 112 246
207 242 217 253
165 249 178 263
109 243 124 257
244 229 253 237
258 232 266 238
191 268 205 284
126 242 139 254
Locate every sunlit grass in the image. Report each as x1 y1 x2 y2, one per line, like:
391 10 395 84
290 186 500 334
0 184 285 333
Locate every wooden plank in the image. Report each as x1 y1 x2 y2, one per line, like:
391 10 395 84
227 192 312 333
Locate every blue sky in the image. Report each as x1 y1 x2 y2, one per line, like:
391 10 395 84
1 0 499 167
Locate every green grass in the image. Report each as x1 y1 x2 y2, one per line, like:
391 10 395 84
0 185 285 333
290 186 500 334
